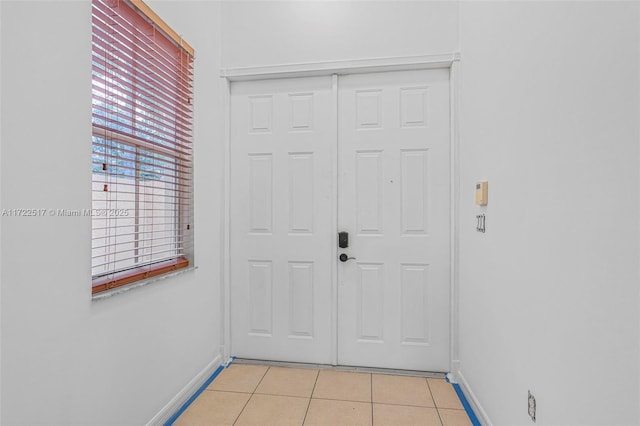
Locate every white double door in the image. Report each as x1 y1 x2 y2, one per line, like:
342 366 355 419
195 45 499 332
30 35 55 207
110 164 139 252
230 69 451 371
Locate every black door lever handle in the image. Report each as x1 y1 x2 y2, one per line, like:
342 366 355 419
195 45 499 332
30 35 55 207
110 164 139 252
339 253 356 262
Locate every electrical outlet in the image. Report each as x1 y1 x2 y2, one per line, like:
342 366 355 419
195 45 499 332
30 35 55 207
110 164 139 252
528 391 536 422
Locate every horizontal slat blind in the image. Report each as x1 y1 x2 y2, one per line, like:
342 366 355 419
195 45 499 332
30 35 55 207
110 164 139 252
91 0 194 293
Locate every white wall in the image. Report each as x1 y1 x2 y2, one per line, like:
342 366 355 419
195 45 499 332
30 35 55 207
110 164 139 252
0 1 223 425
457 2 640 425
221 0 459 68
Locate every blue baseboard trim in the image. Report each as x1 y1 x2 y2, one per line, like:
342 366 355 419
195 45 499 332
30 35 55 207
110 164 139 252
451 382 482 426
164 361 231 426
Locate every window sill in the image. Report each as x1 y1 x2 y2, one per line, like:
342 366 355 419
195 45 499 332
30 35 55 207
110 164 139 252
93 257 190 294
91 265 198 302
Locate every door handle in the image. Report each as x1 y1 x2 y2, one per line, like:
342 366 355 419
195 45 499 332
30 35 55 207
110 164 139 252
339 253 356 262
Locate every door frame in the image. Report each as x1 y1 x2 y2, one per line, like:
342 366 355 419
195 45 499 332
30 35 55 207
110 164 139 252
221 53 461 377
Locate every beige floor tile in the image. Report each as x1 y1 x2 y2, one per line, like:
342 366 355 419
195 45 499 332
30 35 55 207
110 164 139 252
304 398 372 426
439 408 472 426
372 374 435 407
174 390 250 426
234 394 309 426
427 378 463 409
373 403 442 426
207 364 268 393
255 366 319 397
312 370 371 402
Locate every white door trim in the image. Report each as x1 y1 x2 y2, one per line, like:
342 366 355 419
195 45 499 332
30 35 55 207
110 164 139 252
221 53 460 81
449 59 461 380
221 53 461 372
222 77 232 362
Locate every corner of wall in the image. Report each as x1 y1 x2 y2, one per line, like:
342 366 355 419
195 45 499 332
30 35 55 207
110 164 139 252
0 1 3 422
456 368 493 426
146 353 224 426
637 3 640 424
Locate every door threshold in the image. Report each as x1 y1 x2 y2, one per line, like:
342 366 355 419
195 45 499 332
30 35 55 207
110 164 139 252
232 358 446 379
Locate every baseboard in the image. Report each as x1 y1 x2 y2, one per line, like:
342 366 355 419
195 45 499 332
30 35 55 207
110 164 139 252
456 369 493 426
146 354 223 426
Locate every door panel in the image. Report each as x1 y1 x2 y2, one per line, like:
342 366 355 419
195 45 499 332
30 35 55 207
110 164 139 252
230 77 334 363
337 69 451 371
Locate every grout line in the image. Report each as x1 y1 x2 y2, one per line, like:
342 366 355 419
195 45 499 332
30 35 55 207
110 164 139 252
436 408 447 426
232 366 270 426
368 401 441 409
426 378 444 426
310 396 372 404
426 377 437 408
253 365 270 392
370 373 373 426
231 394 252 426
301 369 320 425
208 389 254 395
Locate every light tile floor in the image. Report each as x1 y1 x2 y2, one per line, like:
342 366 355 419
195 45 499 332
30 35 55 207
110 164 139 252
174 364 472 426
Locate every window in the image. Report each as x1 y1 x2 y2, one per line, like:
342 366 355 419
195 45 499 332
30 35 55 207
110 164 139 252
91 0 194 294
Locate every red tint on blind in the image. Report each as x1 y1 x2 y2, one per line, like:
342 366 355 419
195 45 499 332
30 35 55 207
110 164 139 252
91 0 194 294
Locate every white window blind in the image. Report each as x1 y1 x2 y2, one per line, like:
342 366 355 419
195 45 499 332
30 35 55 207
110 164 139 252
91 0 194 294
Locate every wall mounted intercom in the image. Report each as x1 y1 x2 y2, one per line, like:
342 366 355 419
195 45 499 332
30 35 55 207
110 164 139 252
475 181 488 206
